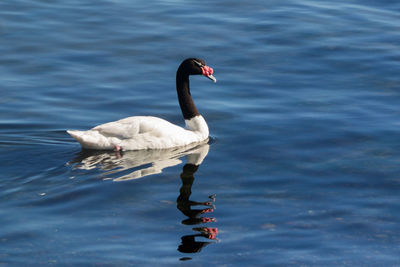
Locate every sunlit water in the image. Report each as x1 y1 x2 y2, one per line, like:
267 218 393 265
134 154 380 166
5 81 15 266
1 0 400 265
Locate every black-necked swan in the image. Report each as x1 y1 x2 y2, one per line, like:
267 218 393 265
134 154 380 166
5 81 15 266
67 58 216 151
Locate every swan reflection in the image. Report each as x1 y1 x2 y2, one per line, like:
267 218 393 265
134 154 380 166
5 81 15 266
176 155 218 255
68 142 218 255
68 141 209 181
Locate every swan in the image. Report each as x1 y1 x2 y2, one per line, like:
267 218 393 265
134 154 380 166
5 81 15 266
67 58 216 151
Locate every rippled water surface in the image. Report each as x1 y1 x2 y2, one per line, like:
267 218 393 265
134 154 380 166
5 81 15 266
1 0 400 265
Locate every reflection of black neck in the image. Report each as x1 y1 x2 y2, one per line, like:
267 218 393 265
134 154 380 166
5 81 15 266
177 164 204 220
177 163 214 254
176 67 200 120
177 164 198 202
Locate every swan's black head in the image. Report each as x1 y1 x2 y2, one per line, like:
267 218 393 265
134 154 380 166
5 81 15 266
179 58 216 83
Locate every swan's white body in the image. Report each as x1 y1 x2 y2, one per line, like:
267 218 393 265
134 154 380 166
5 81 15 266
67 115 209 151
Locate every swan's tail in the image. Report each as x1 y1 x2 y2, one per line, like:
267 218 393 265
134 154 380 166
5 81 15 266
67 130 113 150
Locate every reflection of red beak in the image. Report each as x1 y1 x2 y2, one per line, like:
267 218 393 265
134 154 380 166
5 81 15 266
202 217 217 223
201 208 214 214
194 227 219 240
202 65 217 83
208 233 217 240
204 227 218 240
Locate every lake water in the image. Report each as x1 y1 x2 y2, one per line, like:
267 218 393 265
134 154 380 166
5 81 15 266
1 0 400 265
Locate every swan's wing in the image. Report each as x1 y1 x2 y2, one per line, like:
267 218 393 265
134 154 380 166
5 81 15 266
92 120 140 139
92 116 184 139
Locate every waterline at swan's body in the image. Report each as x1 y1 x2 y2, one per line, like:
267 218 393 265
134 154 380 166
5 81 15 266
67 115 209 151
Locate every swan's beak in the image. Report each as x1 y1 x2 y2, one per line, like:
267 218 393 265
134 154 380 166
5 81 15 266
207 74 217 83
202 65 217 83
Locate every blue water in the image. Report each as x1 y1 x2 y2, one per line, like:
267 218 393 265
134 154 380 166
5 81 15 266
1 0 400 265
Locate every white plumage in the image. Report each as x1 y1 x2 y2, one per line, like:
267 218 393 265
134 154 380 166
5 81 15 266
67 115 209 151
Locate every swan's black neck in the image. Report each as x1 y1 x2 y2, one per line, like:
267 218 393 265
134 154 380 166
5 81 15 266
176 68 200 120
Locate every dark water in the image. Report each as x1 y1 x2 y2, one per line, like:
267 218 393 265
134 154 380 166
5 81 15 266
1 0 400 265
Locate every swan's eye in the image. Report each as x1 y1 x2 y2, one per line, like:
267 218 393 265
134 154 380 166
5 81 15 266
193 60 204 67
